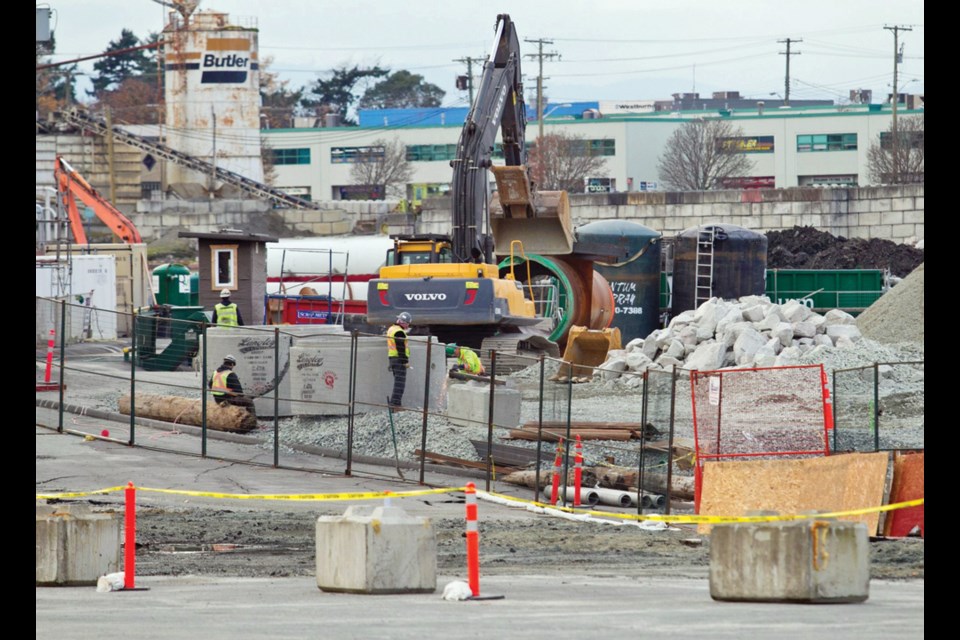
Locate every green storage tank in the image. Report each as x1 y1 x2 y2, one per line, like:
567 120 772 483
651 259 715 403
153 263 192 307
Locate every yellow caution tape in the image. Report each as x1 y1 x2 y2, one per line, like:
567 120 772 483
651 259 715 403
35 484 924 526
478 490 925 525
36 486 464 502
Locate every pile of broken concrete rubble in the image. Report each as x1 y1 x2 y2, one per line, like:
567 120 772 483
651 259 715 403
596 295 863 384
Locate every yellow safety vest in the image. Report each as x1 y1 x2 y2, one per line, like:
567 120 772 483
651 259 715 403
386 324 409 358
211 369 233 396
458 348 484 375
215 302 239 327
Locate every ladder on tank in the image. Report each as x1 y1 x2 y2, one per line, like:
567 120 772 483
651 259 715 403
694 226 716 308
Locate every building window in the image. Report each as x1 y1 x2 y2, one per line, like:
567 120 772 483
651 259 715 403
331 146 385 164
333 185 385 200
719 136 774 153
879 131 924 151
406 144 457 162
211 244 238 289
798 175 858 187
523 139 616 157
585 177 616 193
271 148 311 165
797 133 857 152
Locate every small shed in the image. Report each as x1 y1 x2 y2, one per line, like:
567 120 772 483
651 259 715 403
179 230 279 326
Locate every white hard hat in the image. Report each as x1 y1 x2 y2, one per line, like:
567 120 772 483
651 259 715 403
220 289 231 298
224 354 237 365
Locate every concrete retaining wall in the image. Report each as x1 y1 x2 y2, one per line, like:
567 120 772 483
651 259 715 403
421 185 924 242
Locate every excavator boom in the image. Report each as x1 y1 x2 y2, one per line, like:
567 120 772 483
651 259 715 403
55 155 143 244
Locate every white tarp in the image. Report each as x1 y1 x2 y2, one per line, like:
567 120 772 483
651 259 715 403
35 255 118 343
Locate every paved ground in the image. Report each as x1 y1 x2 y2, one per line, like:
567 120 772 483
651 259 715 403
36 346 923 639
36 412 923 640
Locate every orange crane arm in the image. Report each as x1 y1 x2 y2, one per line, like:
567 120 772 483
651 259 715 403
55 155 143 244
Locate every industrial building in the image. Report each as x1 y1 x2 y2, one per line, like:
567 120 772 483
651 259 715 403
264 98 924 205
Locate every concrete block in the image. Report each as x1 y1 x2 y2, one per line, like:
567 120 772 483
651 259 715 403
315 505 436 594
36 504 122 586
709 520 869 603
288 335 445 415
446 383 522 428
880 211 903 225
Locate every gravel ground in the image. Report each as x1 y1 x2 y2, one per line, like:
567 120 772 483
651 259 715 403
36 262 924 583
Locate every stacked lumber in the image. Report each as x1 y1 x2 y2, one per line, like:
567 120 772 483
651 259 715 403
508 421 657 442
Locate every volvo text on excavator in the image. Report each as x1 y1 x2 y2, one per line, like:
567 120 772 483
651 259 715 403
366 14 578 363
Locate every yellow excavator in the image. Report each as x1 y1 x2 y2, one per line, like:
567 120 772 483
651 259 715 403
367 14 616 371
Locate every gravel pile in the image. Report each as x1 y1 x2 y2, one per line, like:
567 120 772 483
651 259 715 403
263 270 924 470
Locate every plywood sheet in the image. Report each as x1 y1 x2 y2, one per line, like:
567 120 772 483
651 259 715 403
883 452 924 538
698 452 889 534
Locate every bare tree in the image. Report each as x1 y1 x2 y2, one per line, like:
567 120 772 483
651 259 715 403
527 132 609 192
349 138 414 199
867 114 924 184
657 119 756 190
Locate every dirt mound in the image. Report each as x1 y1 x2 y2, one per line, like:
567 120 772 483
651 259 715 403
766 226 923 278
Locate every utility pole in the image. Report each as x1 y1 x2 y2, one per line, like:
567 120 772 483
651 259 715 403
453 56 485 106
777 38 802 106
210 106 217 199
524 38 559 140
885 25 912 182
105 106 116 206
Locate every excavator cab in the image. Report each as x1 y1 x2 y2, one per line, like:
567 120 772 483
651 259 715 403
385 234 456 266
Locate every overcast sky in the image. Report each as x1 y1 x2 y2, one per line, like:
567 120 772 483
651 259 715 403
40 0 924 107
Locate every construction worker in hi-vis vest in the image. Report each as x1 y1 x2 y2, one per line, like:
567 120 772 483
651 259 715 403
386 312 411 407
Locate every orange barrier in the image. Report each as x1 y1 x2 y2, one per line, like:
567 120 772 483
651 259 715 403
124 482 137 589
574 435 583 507
465 482 480 597
550 439 564 505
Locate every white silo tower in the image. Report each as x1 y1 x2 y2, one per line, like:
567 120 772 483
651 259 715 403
161 7 264 187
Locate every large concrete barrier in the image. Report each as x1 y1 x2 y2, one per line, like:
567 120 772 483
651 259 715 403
203 328 446 416
446 383 521 429
316 505 436 594
36 504 122 586
709 519 869 603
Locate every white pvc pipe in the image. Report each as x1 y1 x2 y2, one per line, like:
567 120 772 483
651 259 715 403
593 487 633 508
560 486 600 507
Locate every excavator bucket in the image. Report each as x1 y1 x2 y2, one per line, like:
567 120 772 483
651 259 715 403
554 325 622 381
490 165 574 255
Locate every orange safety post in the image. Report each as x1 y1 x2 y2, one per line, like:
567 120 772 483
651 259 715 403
574 435 583 507
550 438 564 505
124 481 137 590
464 482 480 597
44 328 55 383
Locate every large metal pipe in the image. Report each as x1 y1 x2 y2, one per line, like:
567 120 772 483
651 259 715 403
499 254 614 346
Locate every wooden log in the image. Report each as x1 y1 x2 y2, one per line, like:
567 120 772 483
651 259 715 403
501 468 598 490
589 466 695 501
119 394 258 433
